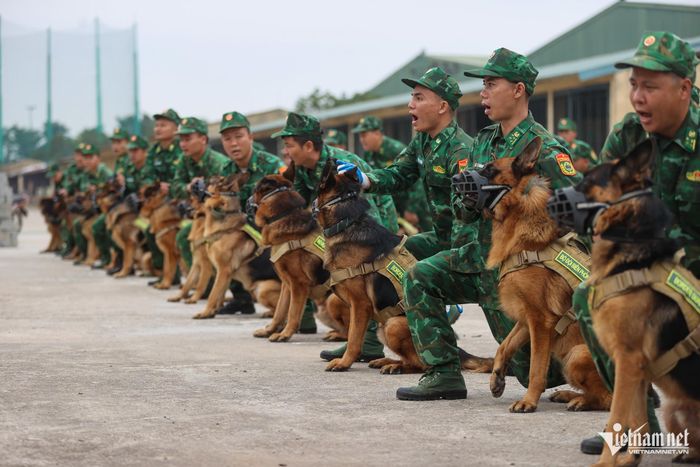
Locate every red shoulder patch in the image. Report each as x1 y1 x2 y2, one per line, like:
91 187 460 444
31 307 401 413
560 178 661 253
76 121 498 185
458 159 468 170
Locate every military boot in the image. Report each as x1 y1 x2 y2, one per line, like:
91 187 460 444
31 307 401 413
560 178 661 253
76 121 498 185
216 298 255 315
299 300 317 334
320 320 384 362
396 365 467 401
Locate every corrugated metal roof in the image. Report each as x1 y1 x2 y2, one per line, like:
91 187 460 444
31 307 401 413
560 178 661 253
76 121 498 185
251 35 700 134
529 1 700 67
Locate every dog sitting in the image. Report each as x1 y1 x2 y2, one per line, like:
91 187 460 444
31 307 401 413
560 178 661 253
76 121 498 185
249 165 350 343
463 137 611 413
139 183 182 289
552 140 699 466
192 174 280 319
39 195 66 253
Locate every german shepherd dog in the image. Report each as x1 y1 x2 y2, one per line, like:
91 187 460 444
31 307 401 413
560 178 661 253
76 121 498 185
249 165 350 343
140 183 181 289
472 138 611 413
39 194 66 253
76 191 101 266
566 140 700 466
192 174 280 319
168 193 213 304
315 159 494 374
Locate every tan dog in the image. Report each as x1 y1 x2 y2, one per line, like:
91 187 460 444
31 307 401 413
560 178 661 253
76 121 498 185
249 167 350 343
473 137 611 413
192 175 280 319
39 195 66 253
139 183 181 289
571 140 700 466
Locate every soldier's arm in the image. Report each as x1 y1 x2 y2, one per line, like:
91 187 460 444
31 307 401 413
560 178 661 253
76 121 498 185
169 162 189 199
536 144 581 190
599 113 646 163
365 138 421 194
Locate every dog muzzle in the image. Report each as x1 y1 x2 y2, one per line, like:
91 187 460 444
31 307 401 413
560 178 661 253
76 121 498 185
190 179 211 203
452 170 511 211
547 187 608 235
245 197 258 219
177 201 194 218
125 193 142 213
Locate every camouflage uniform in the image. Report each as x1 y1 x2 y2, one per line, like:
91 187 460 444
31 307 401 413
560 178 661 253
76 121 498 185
123 135 150 195
324 129 348 149
353 116 432 232
573 32 700 436
112 127 131 176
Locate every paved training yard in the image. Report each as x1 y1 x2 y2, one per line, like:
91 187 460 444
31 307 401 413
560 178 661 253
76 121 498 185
0 209 674 466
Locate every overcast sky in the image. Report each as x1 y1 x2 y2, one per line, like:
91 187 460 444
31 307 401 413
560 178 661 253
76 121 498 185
2 0 698 134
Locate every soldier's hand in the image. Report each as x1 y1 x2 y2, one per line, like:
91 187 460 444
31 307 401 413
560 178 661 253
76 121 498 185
159 182 170 194
337 161 370 189
88 185 97 193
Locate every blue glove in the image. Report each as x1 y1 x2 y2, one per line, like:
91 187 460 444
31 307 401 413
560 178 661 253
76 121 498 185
337 161 370 189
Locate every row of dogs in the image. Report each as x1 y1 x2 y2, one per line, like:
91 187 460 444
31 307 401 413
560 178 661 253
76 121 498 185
40 139 699 466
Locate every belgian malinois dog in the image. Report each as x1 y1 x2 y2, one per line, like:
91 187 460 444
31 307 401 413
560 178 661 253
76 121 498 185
470 137 611 413
39 195 66 253
249 165 350 343
192 174 280 319
565 140 700 466
140 183 181 289
313 159 445 374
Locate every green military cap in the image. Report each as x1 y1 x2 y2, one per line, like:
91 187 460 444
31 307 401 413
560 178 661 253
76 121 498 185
464 48 539 95
219 111 250 133
615 31 699 80
352 116 383 133
74 142 85 152
47 163 61 176
325 129 347 146
557 118 577 132
80 143 99 156
127 134 149 150
153 108 181 124
177 116 208 135
402 67 462 110
110 127 129 140
271 112 322 138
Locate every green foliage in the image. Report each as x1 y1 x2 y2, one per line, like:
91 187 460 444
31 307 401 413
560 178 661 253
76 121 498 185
294 87 377 113
3 125 43 162
116 114 155 140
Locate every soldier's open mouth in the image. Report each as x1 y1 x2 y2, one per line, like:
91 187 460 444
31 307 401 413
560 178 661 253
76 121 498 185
410 113 418 123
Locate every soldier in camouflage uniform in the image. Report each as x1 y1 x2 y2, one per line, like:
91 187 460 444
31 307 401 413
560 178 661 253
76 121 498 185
574 31 700 455
141 108 183 278
352 115 432 232
338 67 484 399
556 118 599 173
73 144 113 263
272 112 399 359
92 128 131 270
58 145 86 257
324 129 348 150
123 135 150 195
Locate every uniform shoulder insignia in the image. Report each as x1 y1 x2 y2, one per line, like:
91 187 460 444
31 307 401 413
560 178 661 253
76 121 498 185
458 159 468 170
555 153 577 176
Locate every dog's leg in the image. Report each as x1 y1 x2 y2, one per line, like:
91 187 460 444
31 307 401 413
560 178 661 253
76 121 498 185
155 233 177 289
255 280 281 314
490 321 529 398
169 260 197 302
188 253 212 303
255 282 289 337
552 343 612 411
369 316 426 375
320 294 349 341
509 315 553 413
115 230 136 279
193 261 231 319
269 283 309 342
326 293 372 372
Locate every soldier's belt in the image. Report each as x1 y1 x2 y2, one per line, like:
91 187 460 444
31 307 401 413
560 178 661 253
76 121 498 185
499 232 591 335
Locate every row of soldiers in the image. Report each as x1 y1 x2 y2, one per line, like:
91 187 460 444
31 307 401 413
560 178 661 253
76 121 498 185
45 30 699 459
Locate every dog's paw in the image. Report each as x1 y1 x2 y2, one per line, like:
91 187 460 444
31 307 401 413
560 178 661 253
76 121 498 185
167 295 182 302
672 452 700 464
192 310 215 319
566 396 593 412
490 370 506 398
184 298 199 304
253 327 273 338
268 332 291 342
379 364 403 375
325 358 351 372
509 399 538 413
154 283 171 290
549 389 578 404
322 331 347 342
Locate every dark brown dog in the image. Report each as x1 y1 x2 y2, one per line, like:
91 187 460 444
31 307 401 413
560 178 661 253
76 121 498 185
476 138 611 413
78 191 101 266
250 165 350 343
39 195 66 253
192 174 280 319
574 140 700 466
140 183 181 289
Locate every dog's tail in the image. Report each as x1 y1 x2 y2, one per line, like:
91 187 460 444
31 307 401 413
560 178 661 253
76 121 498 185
458 347 494 373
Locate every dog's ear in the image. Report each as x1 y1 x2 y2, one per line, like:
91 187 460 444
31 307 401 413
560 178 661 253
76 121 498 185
512 137 542 179
319 157 337 191
283 161 296 182
342 165 360 184
612 139 654 189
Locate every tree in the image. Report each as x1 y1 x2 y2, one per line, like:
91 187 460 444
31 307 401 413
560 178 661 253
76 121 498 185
295 88 377 113
76 128 109 154
116 114 155 140
27 121 75 163
3 125 43 162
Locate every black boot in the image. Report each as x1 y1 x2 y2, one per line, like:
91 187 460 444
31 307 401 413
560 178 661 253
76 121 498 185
216 299 255 315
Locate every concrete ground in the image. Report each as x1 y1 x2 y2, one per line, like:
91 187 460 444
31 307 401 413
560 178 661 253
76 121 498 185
0 209 676 467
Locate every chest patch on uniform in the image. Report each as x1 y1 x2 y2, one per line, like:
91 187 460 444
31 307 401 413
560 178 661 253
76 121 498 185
686 170 700 182
458 159 468 170
666 269 700 313
313 235 326 252
555 153 577 176
432 165 446 174
386 260 407 283
554 250 590 281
